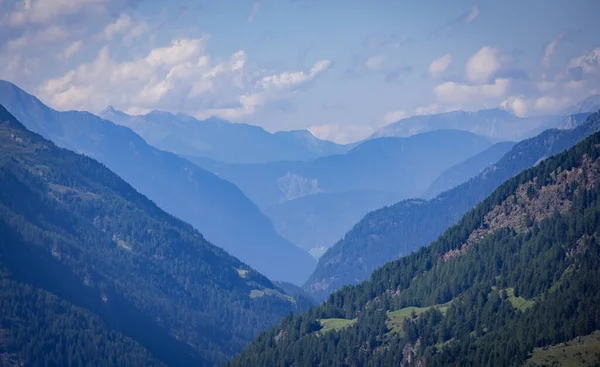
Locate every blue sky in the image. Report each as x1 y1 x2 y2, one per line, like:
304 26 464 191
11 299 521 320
1 0 599 143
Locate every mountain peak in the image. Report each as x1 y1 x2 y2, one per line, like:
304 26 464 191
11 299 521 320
99 105 129 118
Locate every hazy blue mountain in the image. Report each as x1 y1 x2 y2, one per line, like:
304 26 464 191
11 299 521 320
422 141 515 199
0 80 315 285
371 108 556 141
99 106 349 163
230 119 600 366
193 130 491 252
263 190 402 251
305 111 600 300
563 94 600 115
0 106 309 366
203 130 492 209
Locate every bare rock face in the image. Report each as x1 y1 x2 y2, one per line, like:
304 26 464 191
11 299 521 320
402 338 425 367
277 172 322 202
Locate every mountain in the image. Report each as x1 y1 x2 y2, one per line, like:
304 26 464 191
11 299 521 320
263 191 401 251
197 130 490 252
0 80 315 285
0 106 310 366
563 94 600 115
371 108 555 141
202 130 491 209
228 113 600 366
305 111 600 300
422 141 515 199
99 107 349 164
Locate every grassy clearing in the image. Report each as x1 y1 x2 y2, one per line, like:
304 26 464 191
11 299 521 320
236 269 249 278
504 288 535 311
524 330 600 367
386 301 452 335
387 306 427 333
319 318 357 332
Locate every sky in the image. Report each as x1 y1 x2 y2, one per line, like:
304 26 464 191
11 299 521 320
1 0 599 143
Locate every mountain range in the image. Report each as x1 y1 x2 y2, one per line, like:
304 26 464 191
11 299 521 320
371 108 555 141
99 106 349 164
0 80 315 285
305 110 600 299
0 106 311 366
195 130 492 251
229 111 600 366
422 141 516 199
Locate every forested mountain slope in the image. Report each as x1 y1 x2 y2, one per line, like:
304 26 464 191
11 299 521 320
0 80 315 285
229 114 600 367
305 111 600 300
0 106 309 366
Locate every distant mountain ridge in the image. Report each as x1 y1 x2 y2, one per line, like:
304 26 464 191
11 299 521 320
99 106 349 164
0 106 309 366
563 94 600 115
371 108 554 141
205 130 492 208
198 130 492 250
422 141 516 199
229 114 600 366
0 80 315 285
305 110 600 299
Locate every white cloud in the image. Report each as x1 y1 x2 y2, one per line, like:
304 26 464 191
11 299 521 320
102 13 148 44
568 47 600 75
365 55 385 71
221 59 331 119
6 25 68 49
415 103 442 115
248 1 260 22
428 53 452 77
37 36 331 122
383 110 407 124
434 78 510 104
499 96 528 117
533 96 571 114
308 123 373 144
464 3 479 23
499 93 575 117
465 46 509 84
543 32 566 67
2 0 114 27
57 40 82 60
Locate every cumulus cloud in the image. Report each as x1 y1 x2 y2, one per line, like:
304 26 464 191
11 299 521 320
500 93 575 117
365 55 385 71
348 32 413 83
568 47 600 76
415 104 442 116
499 96 528 117
543 31 566 67
6 25 68 49
434 78 510 104
465 46 510 84
37 36 331 121
248 1 260 22
383 110 407 124
308 123 373 144
1 0 129 27
57 40 82 60
428 53 452 77
101 13 148 44
464 3 479 23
